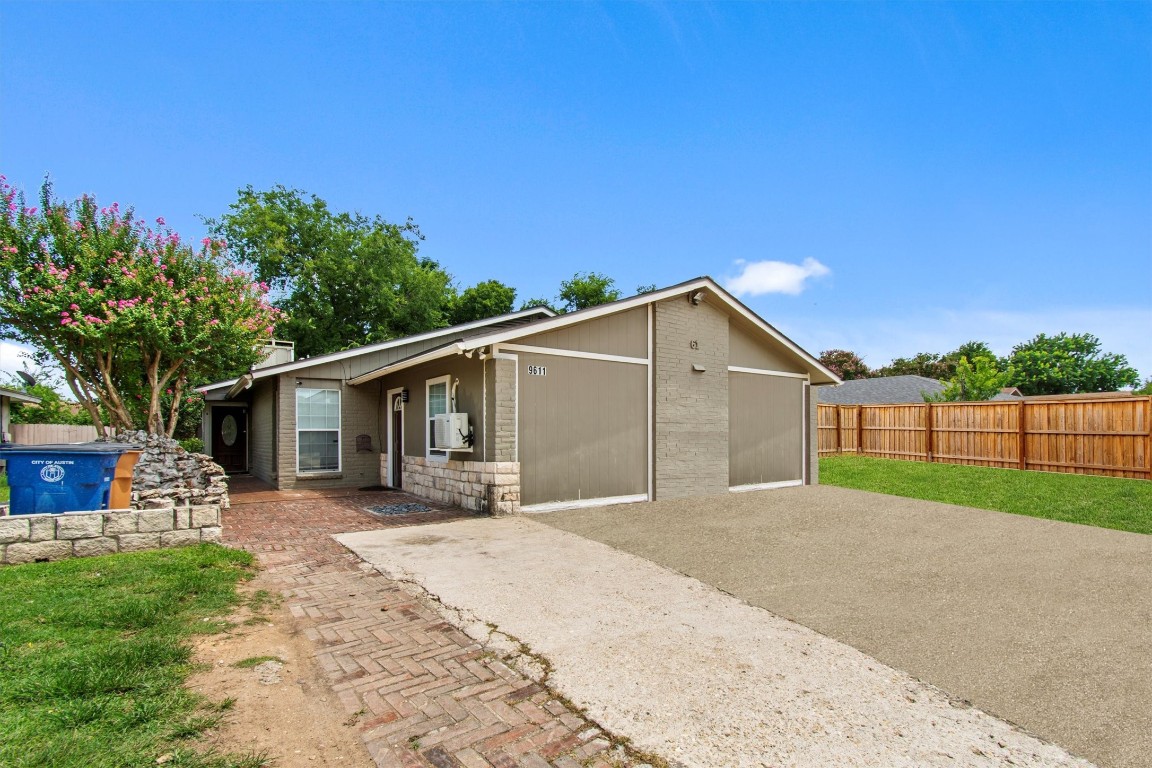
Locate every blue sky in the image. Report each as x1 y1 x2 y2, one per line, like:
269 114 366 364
2 1 1150 380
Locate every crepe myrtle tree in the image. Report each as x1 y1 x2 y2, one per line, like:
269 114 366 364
0 177 280 436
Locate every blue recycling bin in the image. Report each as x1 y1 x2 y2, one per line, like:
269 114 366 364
0 443 131 515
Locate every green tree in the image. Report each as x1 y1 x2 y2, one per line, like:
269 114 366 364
925 356 1013 402
451 280 516 325
876 352 951 379
5 376 94 426
519 296 561 313
1006 332 1139 395
0 178 279 436
818 349 871 381
208 185 454 357
1135 377 1152 395
558 271 620 312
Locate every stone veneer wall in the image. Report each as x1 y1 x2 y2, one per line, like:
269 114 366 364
0 505 223 564
383 455 520 515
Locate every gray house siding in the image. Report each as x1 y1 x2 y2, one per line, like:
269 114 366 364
248 379 277 484
518 351 647 506
729 372 804 486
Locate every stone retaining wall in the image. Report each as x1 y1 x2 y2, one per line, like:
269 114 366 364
0 505 222 565
110 431 229 510
383 455 520 515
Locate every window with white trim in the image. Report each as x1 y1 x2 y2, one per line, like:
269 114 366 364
426 375 450 462
296 387 341 473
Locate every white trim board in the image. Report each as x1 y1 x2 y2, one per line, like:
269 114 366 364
520 493 648 514
728 366 810 379
729 480 804 493
497 343 648 366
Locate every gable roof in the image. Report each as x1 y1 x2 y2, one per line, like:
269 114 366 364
198 305 556 394
347 277 840 386
816 375 944 404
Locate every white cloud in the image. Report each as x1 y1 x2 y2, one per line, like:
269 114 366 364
726 258 831 297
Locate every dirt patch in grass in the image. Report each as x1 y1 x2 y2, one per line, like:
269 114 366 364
187 573 372 768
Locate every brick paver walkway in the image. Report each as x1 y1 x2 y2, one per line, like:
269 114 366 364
224 484 644 768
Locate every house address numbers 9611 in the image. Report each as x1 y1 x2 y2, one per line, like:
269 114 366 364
527 365 548 376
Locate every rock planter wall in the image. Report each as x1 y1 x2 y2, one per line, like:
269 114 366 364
110 431 229 510
0 505 223 564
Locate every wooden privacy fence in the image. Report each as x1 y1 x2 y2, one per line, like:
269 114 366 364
9 423 102 445
818 397 1152 480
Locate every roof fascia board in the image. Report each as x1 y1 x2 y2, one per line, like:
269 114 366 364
346 344 465 386
199 306 554 391
455 279 714 351
452 277 841 385
0 388 41 404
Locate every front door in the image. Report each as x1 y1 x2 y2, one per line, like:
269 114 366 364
211 406 248 474
389 393 404 488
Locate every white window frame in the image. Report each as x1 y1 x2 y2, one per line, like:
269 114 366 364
296 387 341 474
426 375 451 463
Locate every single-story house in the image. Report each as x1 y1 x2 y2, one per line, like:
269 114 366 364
815 375 945 404
0 386 40 444
199 277 840 513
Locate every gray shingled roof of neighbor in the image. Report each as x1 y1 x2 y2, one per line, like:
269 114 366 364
815 375 945 404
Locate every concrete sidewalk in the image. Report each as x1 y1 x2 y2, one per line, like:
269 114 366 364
340 517 1096 768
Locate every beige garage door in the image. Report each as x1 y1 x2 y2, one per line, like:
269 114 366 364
729 372 803 486
518 352 647 506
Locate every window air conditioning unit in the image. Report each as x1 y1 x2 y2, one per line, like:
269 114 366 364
433 413 471 450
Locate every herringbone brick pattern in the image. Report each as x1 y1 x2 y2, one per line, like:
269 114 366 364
224 485 638 768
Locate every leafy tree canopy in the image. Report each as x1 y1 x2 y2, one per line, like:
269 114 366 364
818 349 871 381
1006 332 1139 395
451 280 516 325
208 185 455 358
558 271 621 312
0 178 278 436
5 375 94 426
925 356 1014 402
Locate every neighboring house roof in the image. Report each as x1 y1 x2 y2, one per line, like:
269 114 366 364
816 375 944 404
346 277 841 387
199 306 557 394
0 386 41 405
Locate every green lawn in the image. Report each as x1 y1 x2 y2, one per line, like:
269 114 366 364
1 472 8 503
0 544 264 768
819 455 1152 535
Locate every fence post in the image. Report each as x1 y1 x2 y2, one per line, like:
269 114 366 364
857 405 864 455
1146 396 1151 479
1018 400 1027 471
835 405 842 454
925 402 933 463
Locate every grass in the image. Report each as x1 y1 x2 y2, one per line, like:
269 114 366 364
0 544 267 768
820 455 1152 535
1 472 8 503
231 656 284 669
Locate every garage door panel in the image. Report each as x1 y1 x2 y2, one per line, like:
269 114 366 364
520 353 647 506
729 373 803 486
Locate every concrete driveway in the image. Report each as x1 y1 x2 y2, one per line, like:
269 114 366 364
541 485 1152 768
339 485 1149 767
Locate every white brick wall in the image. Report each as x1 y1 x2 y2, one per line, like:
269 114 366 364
654 297 731 498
